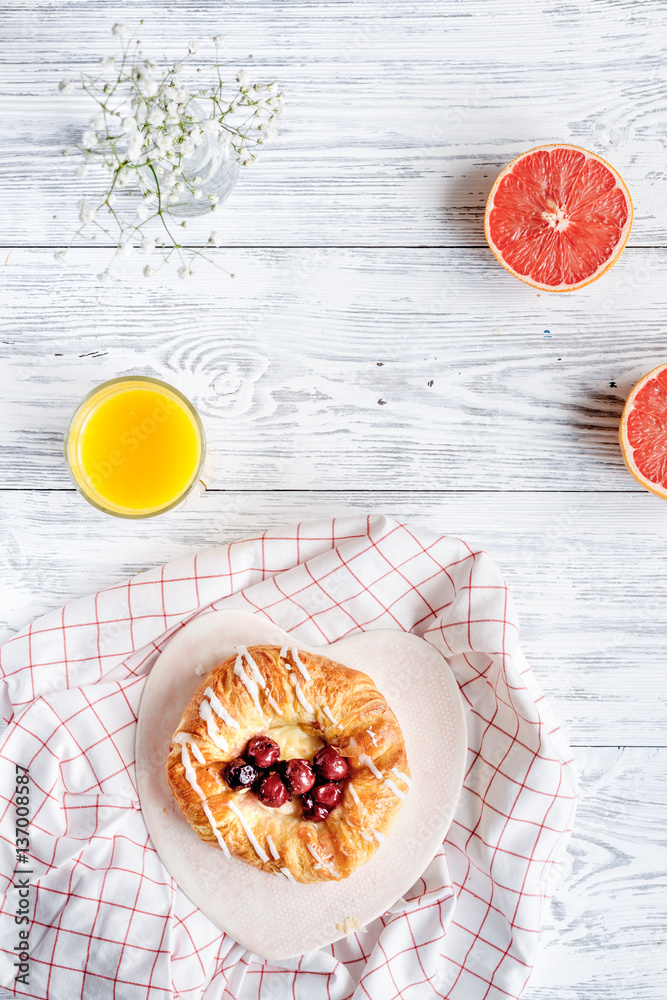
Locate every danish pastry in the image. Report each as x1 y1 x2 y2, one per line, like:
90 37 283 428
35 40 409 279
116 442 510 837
165 644 410 883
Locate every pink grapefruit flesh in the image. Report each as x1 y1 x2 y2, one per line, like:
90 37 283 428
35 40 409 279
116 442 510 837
620 363 667 499
485 143 633 292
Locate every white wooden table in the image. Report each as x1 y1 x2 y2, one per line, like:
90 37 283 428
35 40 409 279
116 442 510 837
1 2 666 997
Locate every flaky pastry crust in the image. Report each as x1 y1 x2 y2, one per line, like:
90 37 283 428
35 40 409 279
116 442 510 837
166 644 410 883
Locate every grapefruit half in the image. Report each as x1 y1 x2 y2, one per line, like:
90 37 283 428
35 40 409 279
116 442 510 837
619 363 667 499
485 143 632 291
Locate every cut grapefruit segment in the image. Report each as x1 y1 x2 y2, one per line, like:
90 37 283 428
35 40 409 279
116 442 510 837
619 363 667 498
485 143 632 291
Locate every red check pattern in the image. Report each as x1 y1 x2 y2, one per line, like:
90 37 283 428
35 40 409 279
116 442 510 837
0 515 577 1000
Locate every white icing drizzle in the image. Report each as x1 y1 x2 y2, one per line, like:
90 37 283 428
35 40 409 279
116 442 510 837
289 672 314 714
266 692 283 715
306 842 335 875
237 645 266 688
292 649 311 682
391 767 412 787
358 754 383 780
179 743 230 857
204 686 240 730
279 644 312 683
372 829 386 844
198 700 229 752
172 732 206 765
348 784 361 807
360 830 374 843
366 727 378 746
292 648 311 682
179 743 206 797
233 654 264 715
202 801 231 857
383 778 406 799
227 800 270 863
322 705 342 729
266 834 280 860
281 867 297 882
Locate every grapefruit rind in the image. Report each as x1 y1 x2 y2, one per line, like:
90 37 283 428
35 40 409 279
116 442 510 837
484 143 633 292
619 363 667 500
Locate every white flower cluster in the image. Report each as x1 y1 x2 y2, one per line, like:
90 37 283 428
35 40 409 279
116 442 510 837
56 24 284 282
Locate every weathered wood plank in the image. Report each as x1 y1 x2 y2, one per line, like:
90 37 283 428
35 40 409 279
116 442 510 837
527 747 667 1000
1 247 664 491
1 0 666 246
1 489 665 748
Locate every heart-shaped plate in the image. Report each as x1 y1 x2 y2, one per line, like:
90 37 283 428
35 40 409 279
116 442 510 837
135 610 466 959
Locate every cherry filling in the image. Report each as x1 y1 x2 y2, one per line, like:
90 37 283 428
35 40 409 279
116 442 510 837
223 735 350 821
244 735 280 769
224 757 258 789
283 758 316 796
301 794 330 822
256 771 290 808
313 746 349 782
312 782 343 809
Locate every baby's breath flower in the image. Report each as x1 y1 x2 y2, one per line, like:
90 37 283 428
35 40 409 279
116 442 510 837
188 41 199 55
58 30 282 279
127 137 143 160
143 265 153 277
79 199 95 224
54 250 68 263
147 106 165 126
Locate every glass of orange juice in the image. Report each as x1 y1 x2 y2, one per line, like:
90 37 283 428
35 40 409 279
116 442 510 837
65 376 206 518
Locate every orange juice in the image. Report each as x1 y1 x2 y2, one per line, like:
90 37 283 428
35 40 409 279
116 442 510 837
65 377 205 517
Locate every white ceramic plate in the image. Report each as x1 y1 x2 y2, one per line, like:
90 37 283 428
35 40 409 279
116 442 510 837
135 610 466 960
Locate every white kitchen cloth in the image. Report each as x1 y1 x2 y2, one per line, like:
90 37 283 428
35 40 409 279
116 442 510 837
0 514 577 1000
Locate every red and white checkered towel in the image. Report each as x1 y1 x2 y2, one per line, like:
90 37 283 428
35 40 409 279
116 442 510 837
0 515 577 1000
